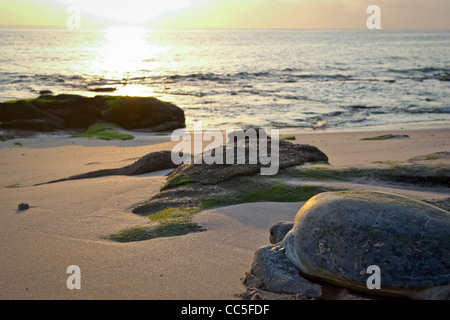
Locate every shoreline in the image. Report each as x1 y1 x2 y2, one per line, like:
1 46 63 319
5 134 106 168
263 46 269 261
281 120 450 134
2 120 449 148
0 123 449 299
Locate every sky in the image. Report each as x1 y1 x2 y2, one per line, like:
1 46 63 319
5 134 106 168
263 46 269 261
0 0 449 29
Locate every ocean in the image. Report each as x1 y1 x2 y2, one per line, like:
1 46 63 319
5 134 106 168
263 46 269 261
1 27 449 131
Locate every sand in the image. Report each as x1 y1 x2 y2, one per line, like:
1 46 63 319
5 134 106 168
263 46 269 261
0 123 449 299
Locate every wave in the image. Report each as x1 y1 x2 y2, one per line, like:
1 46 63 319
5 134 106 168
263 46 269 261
6 65 449 96
164 71 355 83
387 67 450 81
388 67 448 74
299 104 450 128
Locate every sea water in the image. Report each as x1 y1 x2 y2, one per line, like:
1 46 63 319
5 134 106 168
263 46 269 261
1 27 449 131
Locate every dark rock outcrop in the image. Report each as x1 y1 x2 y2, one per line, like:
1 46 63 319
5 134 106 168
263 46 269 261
0 130 15 141
162 137 329 189
132 135 329 215
0 94 185 132
35 150 177 186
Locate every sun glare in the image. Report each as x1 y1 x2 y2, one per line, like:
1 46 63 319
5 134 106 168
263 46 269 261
59 0 192 24
92 26 166 83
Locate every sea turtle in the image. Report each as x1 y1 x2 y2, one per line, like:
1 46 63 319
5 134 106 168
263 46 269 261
246 190 450 300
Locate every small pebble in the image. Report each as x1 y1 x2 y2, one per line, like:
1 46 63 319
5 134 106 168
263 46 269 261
18 203 29 211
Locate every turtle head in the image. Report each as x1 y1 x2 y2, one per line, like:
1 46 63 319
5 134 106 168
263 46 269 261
269 221 294 244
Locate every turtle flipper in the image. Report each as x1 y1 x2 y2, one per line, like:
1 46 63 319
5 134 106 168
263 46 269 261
247 245 322 299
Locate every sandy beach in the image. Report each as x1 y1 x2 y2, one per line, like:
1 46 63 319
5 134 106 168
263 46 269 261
1 0 449 307
1 123 449 300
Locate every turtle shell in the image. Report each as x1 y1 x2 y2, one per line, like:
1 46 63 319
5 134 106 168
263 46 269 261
282 190 450 293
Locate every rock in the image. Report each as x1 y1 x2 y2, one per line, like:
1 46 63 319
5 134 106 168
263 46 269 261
298 151 450 187
0 119 63 132
0 94 185 132
162 136 328 189
0 130 15 141
132 135 329 215
88 87 117 92
39 90 53 95
0 100 64 131
101 96 185 130
18 203 29 211
360 134 409 141
35 150 177 186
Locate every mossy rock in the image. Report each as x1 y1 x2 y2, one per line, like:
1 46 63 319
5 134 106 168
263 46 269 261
0 131 15 141
161 138 328 190
132 137 329 216
290 155 450 187
0 94 185 132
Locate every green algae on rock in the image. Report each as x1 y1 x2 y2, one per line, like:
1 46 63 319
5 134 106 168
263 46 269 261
132 137 329 215
109 207 205 242
360 134 409 141
112 179 333 243
71 122 134 140
289 152 450 187
121 137 330 242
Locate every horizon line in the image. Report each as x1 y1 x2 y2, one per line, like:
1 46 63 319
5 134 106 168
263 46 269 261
1 24 450 31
